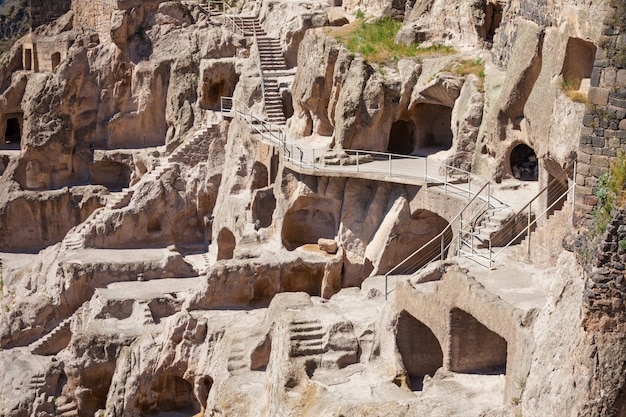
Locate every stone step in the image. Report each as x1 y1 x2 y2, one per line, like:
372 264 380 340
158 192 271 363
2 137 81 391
57 401 78 413
291 340 325 356
30 317 73 356
290 330 325 341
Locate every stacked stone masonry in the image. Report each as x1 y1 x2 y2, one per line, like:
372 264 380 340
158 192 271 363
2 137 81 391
575 4 626 225
584 208 626 331
29 0 71 28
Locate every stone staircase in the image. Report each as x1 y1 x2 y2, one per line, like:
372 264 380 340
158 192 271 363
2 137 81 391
235 16 288 124
55 395 79 417
256 36 287 72
29 316 73 356
227 334 249 375
263 78 286 124
472 206 517 248
289 319 326 357
61 126 214 251
240 16 264 36
28 372 46 392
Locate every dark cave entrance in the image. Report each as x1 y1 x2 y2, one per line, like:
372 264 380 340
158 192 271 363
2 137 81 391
24 48 32 71
51 52 61 71
3 116 22 149
396 310 443 391
388 119 416 155
510 143 538 181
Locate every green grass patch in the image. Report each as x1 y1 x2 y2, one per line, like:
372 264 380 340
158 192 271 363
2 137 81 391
560 76 588 103
329 16 454 64
592 150 626 236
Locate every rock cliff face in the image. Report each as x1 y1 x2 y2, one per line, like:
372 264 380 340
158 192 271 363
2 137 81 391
0 0 623 416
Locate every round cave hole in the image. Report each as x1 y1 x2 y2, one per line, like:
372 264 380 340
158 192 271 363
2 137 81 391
388 120 416 155
510 143 538 181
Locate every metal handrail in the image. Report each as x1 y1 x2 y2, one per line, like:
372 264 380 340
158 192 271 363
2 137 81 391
253 28 265 104
220 96 501 204
383 181 492 299
489 182 575 264
208 1 245 35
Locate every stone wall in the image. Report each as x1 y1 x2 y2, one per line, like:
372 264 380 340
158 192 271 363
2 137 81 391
72 0 117 43
575 3 626 225
583 207 626 331
30 0 71 28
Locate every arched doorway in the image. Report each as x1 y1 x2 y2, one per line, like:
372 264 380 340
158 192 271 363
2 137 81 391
509 143 538 181
396 310 443 390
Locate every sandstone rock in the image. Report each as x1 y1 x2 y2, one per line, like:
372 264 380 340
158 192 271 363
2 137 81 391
318 238 339 254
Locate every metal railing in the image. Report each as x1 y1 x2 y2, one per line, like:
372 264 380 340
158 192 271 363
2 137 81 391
208 1 245 35
383 181 494 300
221 97 286 146
253 29 266 103
220 96 502 201
459 166 576 269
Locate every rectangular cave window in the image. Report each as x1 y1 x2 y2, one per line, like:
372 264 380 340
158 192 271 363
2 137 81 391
24 48 32 71
51 52 61 71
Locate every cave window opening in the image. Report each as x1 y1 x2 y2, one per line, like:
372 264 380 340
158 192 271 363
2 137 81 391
24 48 32 71
510 144 538 181
3 117 21 149
395 310 443 391
449 308 507 374
51 52 61 71
388 120 415 155
561 37 596 91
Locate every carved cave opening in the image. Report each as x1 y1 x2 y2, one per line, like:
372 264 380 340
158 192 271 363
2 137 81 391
92 161 132 191
3 116 22 149
561 37 596 90
147 218 162 234
510 143 538 181
51 52 61 71
449 308 507 374
545 161 569 216
281 196 338 251
396 310 443 391
24 48 32 70
388 119 416 155
217 227 236 260
482 0 504 42
252 188 276 230
414 104 453 155
135 374 200 415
